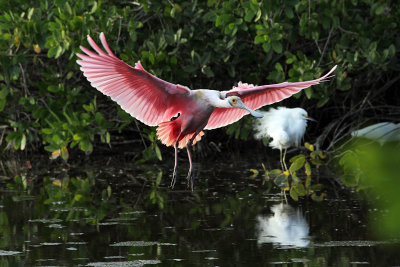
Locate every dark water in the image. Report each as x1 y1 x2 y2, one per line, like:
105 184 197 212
0 155 399 266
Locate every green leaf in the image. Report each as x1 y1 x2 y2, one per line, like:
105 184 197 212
289 156 306 174
304 162 311 176
310 158 323 166
155 145 162 161
311 192 326 202
289 154 305 163
27 8 35 20
54 46 63 59
274 173 288 188
254 35 265 44
156 171 162 186
106 132 110 144
305 87 313 99
90 1 98 14
304 142 314 151
305 174 311 190
107 185 112 198
74 194 83 201
290 187 299 201
269 169 282 177
249 169 259 178
262 42 271 52
293 183 306 196
20 134 26 150
340 174 358 187
285 7 294 19
271 41 282 54
0 99 6 112
374 4 385 15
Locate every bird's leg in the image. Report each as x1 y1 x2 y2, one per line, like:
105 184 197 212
279 149 284 171
186 141 194 191
282 189 288 204
283 148 288 171
170 141 179 189
186 131 201 191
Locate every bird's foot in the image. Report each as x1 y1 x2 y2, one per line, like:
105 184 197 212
186 171 195 191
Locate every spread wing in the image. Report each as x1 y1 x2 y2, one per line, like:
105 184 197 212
76 32 191 126
205 66 337 130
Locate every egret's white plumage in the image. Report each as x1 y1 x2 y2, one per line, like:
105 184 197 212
256 204 310 248
254 107 311 169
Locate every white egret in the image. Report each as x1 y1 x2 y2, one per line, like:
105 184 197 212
256 203 310 248
254 107 314 170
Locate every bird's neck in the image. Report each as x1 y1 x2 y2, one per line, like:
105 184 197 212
213 98 231 108
194 90 232 108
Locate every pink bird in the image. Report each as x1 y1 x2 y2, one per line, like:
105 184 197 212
76 33 336 190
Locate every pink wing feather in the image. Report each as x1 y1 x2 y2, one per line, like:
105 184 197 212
205 65 337 129
76 32 191 127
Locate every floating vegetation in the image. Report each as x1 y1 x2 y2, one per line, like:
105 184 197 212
40 242 62 246
110 241 176 247
0 250 21 256
28 218 63 223
86 260 161 266
313 240 393 247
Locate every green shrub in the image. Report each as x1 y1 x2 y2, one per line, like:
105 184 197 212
0 0 398 159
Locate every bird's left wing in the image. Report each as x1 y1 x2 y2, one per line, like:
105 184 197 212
77 33 191 127
205 66 336 130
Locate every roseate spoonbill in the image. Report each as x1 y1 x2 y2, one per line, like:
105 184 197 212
76 32 336 190
254 107 315 170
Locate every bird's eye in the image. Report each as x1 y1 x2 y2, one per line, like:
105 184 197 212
232 99 237 104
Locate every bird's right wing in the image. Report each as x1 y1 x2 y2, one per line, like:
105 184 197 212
205 66 336 130
77 33 191 126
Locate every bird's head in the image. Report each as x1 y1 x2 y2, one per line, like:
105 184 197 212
295 108 316 122
227 96 263 118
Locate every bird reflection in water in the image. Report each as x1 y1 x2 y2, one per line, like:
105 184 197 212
256 203 310 248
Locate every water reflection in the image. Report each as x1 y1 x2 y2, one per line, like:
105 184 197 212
256 203 310 248
1 157 400 265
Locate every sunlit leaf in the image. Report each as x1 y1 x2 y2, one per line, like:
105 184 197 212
33 44 41 53
53 179 62 187
289 156 306 174
20 134 26 150
304 162 311 176
304 142 314 151
74 194 83 201
249 169 259 179
289 154 305 163
155 145 162 161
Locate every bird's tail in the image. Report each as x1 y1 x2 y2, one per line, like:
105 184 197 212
157 120 204 149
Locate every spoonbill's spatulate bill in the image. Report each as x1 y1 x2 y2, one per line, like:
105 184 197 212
76 32 336 190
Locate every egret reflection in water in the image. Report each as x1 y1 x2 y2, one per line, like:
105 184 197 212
256 203 310 248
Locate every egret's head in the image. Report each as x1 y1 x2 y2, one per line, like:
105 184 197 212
227 96 263 118
295 108 316 122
